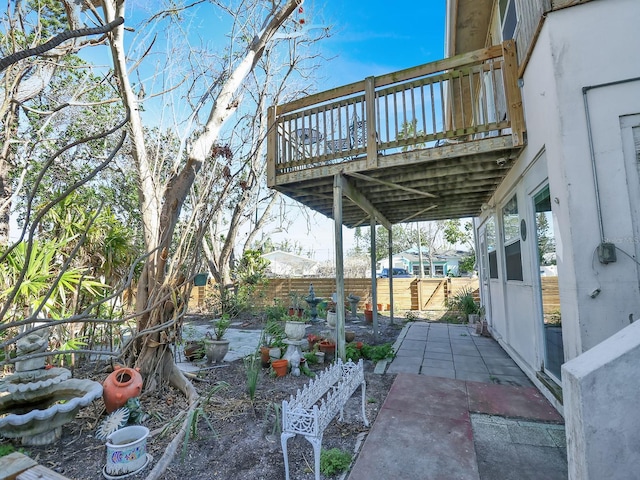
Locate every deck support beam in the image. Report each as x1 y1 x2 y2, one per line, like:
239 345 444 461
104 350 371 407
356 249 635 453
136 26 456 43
333 175 346 361
336 175 392 230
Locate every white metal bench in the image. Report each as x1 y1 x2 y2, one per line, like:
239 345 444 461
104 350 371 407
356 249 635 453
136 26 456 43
281 359 369 480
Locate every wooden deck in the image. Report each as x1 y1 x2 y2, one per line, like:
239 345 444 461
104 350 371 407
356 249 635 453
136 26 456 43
267 41 526 226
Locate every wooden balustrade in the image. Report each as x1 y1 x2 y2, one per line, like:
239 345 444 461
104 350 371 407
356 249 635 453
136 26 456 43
267 41 524 187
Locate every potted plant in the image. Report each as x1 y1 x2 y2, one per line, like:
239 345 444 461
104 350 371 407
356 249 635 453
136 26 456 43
326 293 338 327
284 314 307 341
263 318 286 359
288 291 304 317
204 314 231 364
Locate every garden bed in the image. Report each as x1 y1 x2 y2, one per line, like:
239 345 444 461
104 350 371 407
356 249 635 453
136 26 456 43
3 313 403 480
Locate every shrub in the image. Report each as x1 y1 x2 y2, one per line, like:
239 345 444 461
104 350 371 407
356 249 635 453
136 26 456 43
320 448 352 476
361 343 395 362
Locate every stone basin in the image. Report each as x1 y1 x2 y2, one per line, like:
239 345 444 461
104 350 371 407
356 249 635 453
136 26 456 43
0 377 103 445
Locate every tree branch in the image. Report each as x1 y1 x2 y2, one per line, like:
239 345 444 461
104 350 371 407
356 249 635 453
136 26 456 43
0 17 125 72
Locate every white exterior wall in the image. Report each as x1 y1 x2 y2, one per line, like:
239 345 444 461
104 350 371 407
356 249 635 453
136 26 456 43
477 0 640 400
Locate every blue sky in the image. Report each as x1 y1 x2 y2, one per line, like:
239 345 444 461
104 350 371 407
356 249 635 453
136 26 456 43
270 1 447 260
77 1 447 261
313 1 446 87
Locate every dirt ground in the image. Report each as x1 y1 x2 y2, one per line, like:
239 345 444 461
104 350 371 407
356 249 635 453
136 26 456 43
8 313 412 480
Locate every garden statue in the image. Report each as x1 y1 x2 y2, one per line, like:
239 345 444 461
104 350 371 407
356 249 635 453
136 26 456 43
304 283 322 323
347 293 360 320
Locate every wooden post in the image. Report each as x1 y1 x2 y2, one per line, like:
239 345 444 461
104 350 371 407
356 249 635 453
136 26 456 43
364 76 378 169
502 40 526 147
266 105 277 187
370 217 378 340
333 174 346 361
388 228 394 325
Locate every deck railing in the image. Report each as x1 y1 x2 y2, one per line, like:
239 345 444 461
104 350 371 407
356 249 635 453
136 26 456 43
267 41 524 185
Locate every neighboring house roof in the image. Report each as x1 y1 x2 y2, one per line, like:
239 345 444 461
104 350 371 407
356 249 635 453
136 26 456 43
261 250 319 277
381 249 471 265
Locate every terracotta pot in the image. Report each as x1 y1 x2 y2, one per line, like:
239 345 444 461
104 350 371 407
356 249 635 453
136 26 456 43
260 346 271 368
288 307 304 317
103 366 143 413
271 359 289 377
364 309 373 323
355 341 363 349
377 303 384 311
318 341 336 358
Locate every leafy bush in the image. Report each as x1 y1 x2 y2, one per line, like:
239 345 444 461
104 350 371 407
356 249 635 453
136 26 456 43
320 448 352 476
446 286 479 316
345 343 362 362
264 300 287 322
361 343 395 362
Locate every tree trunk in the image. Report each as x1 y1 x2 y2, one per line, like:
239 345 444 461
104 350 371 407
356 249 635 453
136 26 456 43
103 0 302 391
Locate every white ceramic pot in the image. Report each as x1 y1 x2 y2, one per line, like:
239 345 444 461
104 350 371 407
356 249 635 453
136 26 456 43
326 311 337 328
204 339 230 364
105 425 150 477
284 321 306 341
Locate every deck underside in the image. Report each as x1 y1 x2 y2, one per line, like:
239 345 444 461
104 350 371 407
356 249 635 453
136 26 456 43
273 135 519 227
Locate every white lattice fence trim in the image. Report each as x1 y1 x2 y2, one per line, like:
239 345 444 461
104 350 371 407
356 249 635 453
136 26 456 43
281 359 369 480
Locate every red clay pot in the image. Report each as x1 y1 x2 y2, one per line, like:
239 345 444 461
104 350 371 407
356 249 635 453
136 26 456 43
260 346 271 368
318 341 336 357
272 359 289 377
103 366 143 413
364 309 373 323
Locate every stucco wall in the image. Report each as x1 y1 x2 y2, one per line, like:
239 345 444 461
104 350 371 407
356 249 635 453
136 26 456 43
477 0 640 396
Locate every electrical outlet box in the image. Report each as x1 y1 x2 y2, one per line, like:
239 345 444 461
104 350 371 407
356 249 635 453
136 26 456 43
598 242 617 264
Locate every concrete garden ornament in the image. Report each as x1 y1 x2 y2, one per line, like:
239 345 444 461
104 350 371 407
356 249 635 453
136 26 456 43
0 328 103 445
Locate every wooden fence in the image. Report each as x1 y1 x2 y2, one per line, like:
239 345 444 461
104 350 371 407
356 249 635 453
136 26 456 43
187 277 480 312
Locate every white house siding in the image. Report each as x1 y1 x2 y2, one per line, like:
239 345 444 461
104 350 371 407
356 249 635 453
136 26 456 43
476 0 640 401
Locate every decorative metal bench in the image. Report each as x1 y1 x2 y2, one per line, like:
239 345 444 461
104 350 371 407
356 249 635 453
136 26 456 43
281 359 369 480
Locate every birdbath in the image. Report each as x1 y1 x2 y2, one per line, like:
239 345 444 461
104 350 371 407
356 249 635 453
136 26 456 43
304 283 323 323
0 328 103 445
347 293 361 320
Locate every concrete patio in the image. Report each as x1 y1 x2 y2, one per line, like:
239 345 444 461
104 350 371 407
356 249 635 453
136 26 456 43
348 322 567 480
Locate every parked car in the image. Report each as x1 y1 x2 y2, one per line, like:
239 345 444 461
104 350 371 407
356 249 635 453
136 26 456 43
377 268 412 278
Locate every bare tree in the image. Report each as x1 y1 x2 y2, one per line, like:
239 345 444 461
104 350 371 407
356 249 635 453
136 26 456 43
199 24 327 287
101 0 309 397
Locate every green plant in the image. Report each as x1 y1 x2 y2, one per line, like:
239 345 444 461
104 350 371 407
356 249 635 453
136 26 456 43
181 382 228 460
212 314 232 340
361 343 395 362
345 343 362 362
264 402 282 436
300 361 315 378
0 443 21 457
289 291 303 309
303 352 319 364
264 300 287 322
283 313 306 323
320 448 352 476
446 286 479 316
264 319 286 349
244 352 260 402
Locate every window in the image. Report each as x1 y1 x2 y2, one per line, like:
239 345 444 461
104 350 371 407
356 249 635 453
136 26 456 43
503 195 523 281
486 217 499 279
499 0 518 41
